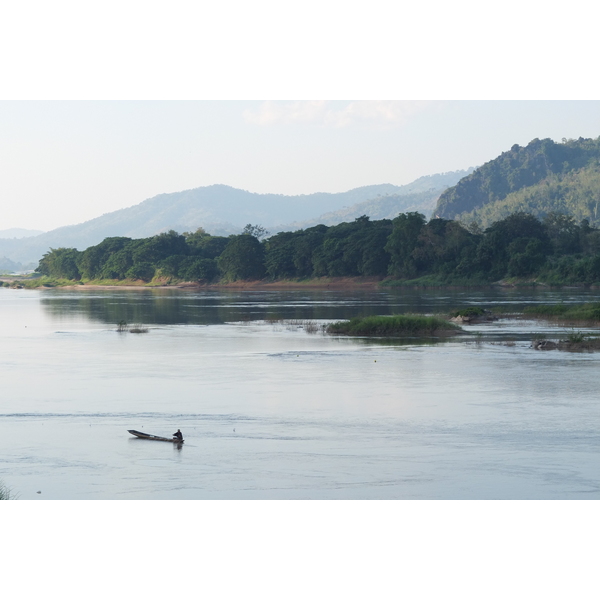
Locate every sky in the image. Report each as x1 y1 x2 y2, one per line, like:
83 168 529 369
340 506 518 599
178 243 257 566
2 100 600 231
1 3 599 233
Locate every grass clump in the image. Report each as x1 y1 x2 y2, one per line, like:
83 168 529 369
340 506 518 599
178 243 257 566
565 330 587 344
268 319 323 334
10 276 81 288
556 331 600 351
326 314 462 337
0 479 16 500
524 302 600 322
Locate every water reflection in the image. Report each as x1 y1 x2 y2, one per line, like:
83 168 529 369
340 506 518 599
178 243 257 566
39 286 600 326
5 287 600 499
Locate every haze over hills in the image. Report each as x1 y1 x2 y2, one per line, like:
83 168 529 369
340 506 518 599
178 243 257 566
0 228 45 239
434 136 600 228
278 170 474 230
0 169 472 268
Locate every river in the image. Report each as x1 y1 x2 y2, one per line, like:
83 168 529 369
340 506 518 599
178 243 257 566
1 286 599 499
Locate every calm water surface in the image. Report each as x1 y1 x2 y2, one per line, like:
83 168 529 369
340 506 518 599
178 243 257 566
1 287 599 499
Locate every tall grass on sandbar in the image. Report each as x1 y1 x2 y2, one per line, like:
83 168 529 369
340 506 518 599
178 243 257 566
524 302 600 322
326 314 462 337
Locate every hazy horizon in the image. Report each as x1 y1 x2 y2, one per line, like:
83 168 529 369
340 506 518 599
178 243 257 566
2 101 600 232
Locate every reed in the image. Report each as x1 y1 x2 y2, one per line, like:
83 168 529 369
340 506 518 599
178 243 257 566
0 480 15 500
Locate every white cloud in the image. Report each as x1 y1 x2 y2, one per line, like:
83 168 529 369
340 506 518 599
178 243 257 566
243 101 438 128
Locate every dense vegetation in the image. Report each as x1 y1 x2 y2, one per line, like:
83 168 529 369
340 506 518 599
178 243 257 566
435 137 600 226
34 209 600 286
327 315 461 336
523 302 600 321
0 479 15 500
458 167 600 229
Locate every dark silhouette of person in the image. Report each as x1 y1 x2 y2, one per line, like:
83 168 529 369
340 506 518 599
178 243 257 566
173 429 183 441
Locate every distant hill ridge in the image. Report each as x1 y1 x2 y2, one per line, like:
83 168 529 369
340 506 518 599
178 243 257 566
0 228 45 239
279 169 474 229
0 170 472 266
434 136 600 227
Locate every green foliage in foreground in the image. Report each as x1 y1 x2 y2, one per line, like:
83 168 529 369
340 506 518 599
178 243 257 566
523 302 600 321
0 479 15 500
326 314 462 336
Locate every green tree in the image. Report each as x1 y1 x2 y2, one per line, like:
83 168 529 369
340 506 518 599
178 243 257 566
291 226 328 277
157 255 187 278
217 235 266 281
36 248 81 279
76 237 132 279
125 262 155 281
188 234 230 259
507 238 547 276
384 212 426 277
411 219 476 275
178 257 219 281
543 212 581 255
131 231 188 265
99 248 133 279
242 224 270 240
264 231 298 278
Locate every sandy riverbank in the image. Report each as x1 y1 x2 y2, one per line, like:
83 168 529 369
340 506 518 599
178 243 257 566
3 276 386 291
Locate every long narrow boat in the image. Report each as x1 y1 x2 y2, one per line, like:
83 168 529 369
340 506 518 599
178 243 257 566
128 429 184 443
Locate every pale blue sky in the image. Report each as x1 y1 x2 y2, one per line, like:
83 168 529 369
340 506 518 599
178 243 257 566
1 3 598 232
1 100 600 231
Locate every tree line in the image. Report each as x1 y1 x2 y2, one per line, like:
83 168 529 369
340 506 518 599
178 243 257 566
35 211 600 285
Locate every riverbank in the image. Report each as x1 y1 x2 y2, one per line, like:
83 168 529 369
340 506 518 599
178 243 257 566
3 274 600 291
1 275 386 290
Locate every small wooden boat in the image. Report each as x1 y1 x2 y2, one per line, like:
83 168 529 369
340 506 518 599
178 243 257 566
128 429 184 443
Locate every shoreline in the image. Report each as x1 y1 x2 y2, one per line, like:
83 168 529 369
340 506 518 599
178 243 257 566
3 276 386 291
3 275 600 291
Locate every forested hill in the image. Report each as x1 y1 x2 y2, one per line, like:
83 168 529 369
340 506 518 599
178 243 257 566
434 137 600 227
0 171 470 267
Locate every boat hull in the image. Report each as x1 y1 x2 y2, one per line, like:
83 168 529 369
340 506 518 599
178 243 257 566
128 429 184 443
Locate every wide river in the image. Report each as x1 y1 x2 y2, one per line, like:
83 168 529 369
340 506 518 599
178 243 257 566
1 286 599 499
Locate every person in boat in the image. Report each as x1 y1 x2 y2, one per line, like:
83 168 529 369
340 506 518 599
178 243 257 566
173 429 183 441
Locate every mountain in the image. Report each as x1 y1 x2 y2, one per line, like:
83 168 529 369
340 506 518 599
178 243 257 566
0 256 27 273
0 171 472 265
434 136 600 227
0 228 45 239
277 170 474 229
